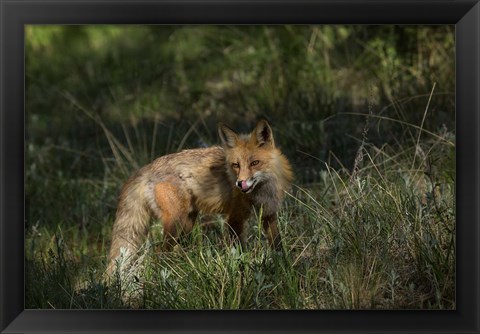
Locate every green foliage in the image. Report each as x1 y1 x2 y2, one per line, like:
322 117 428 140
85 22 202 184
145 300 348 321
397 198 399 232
25 25 455 309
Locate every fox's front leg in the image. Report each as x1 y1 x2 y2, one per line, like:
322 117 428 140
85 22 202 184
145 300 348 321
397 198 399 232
226 215 248 248
226 206 252 248
262 214 282 250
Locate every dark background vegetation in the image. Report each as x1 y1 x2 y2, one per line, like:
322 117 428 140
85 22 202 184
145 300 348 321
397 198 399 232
25 25 455 309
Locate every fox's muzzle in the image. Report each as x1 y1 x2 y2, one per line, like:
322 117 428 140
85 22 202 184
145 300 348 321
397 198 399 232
237 179 255 193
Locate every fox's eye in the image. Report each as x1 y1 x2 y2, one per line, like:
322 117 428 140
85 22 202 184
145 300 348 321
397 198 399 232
232 163 240 169
250 160 260 166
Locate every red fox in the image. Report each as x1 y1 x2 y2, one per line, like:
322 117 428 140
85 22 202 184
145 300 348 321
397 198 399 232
106 120 293 277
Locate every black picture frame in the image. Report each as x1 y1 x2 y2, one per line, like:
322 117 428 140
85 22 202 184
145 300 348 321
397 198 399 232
1 0 479 333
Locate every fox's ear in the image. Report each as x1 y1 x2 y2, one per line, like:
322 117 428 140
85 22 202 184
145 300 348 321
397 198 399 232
254 119 274 147
218 123 239 149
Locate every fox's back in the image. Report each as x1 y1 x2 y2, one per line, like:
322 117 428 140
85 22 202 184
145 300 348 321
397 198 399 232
139 146 236 214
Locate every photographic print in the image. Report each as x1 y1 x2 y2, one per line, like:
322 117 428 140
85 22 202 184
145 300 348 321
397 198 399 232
25 25 455 310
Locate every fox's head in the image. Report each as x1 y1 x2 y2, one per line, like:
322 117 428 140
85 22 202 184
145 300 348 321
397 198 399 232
218 120 277 194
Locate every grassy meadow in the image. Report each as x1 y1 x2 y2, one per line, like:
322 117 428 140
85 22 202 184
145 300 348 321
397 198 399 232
25 25 455 309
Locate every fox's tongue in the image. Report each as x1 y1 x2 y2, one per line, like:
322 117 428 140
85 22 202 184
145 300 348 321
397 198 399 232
241 180 249 191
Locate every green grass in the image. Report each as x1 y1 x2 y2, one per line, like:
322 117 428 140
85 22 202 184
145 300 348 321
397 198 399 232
25 123 455 309
25 25 455 309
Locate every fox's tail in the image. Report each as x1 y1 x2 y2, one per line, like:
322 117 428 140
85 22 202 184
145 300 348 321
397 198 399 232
105 177 152 280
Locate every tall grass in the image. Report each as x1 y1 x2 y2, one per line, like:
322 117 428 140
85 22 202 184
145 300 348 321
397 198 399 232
25 107 455 309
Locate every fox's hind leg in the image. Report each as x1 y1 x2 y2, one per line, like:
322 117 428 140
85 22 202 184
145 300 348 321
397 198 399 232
153 182 195 251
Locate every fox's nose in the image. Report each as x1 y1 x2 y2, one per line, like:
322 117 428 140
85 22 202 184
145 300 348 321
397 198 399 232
237 180 250 192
